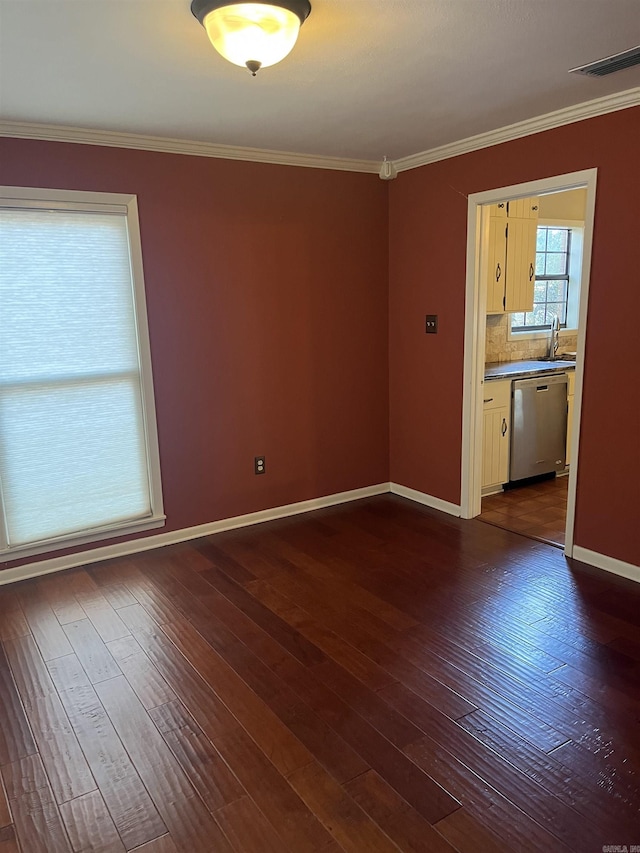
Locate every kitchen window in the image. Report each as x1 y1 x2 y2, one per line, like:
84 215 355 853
0 187 164 561
511 224 583 336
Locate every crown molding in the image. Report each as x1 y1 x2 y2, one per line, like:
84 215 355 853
394 87 640 173
0 120 380 175
1 87 638 176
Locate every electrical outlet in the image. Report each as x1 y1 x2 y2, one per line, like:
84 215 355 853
425 314 438 334
254 455 265 475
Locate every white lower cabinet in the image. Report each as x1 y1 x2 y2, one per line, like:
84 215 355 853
482 379 511 492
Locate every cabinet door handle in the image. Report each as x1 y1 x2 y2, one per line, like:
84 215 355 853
501 418 507 436
496 263 501 282
529 263 534 281
484 398 493 403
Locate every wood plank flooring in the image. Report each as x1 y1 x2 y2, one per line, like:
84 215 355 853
0 494 639 852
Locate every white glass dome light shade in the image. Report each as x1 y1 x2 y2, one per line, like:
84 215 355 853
204 4 299 69
191 1 312 73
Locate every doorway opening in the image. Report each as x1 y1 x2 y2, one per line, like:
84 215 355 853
460 170 598 556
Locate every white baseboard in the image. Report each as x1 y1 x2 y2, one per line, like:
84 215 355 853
8 481 632 589
390 483 461 517
572 546 640 584
0 483 390 586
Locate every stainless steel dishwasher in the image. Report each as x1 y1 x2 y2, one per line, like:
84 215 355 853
510 373 568 481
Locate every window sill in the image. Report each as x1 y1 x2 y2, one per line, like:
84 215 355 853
507 328 577 342
0 514 167 564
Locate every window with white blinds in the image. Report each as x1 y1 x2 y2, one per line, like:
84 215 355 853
0 187 164 561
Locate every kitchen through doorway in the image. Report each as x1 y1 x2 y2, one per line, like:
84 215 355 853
460 169 598 557
479 187 584 547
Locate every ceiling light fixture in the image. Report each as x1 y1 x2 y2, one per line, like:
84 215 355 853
191 0 312 76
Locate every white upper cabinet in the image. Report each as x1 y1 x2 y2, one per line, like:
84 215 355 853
485 203 507 314
485 197 539 314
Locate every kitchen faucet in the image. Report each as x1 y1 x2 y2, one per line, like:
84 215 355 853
547 315 560 360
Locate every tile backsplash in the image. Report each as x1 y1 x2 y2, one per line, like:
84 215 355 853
485 314 578 363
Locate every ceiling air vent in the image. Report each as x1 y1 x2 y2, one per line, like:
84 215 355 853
570 45 640 77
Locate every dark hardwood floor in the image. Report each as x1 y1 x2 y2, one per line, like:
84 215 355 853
1 494 639 853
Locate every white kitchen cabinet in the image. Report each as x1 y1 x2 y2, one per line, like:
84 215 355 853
486 197 539 314
482 379 511 492
485 202 507 314
566 371 575 465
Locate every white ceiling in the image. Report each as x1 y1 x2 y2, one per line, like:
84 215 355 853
1 0 639 163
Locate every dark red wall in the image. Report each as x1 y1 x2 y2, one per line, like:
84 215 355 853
389 107 640 566
0 138 390 568
2 107 639 573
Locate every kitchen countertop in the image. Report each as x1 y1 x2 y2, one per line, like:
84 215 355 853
485 359 576 381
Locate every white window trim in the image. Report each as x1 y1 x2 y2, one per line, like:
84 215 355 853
0 186 165 562
508 218 585 341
